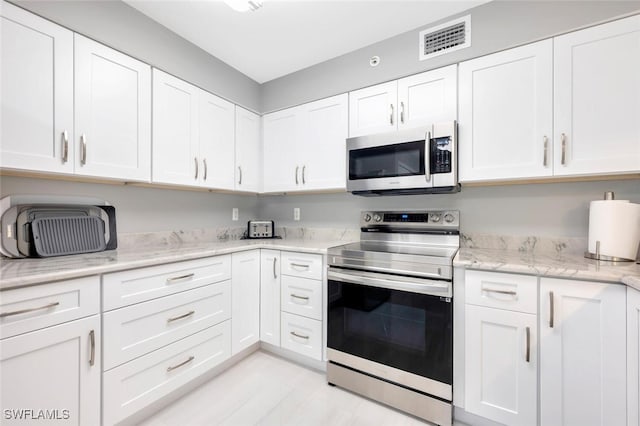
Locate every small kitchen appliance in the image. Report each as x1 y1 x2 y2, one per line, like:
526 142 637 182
247 220 275 239
0 195 117 258
327 210 459 426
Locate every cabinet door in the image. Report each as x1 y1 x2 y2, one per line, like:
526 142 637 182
348 81 397 137
465 305 537 426
235 107 262 192
629 287 640 426
260 250 281 346
262 107 300 192
554 15 640 176
152 69 199 186
0 315 100 426
1 2 74 174
74 35 151 181
540 278 626 426
397 65 457 130
300 94 348 191
198 90 235 190
231 250 260 355
459 40 553 182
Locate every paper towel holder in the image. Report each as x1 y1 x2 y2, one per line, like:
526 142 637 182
584 191 637 262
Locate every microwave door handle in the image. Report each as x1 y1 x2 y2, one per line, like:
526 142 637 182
425 130 431 182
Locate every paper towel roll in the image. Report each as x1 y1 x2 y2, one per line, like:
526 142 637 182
588 199 640 260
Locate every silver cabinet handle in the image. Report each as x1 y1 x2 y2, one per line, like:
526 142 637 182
273 257 277 279
400 102 405 124
549 291 554 328
425 130 431 182
0 301 60 318
61 131 69 163
290 331 309 340
194 157 199 179
290 262 310 270
295 166 299 185
238 166 242 185
89 329 96 367
167 310 195 323
543 136 549 167
302 165 306 184
167 355 195 372
561 133 567 166
525 327 531 363
80 134 87 165
291 294 310 301
483 288 517 296
166 273 195 284
203 158 208 181
390 104 394 125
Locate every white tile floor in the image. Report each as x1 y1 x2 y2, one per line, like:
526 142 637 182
137 350 437 426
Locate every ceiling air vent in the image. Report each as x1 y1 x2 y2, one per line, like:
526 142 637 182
419 15 471 61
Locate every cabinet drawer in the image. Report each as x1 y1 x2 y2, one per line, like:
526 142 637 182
103 255 231 310
281 312 322 361
281 275 322 320
0 276 99 339
281 252 323 280
466 270 537 314
103 321 231 426
103 281 231 370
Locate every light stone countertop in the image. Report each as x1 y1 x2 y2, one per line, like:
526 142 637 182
454 247 640 291
0 239 351 291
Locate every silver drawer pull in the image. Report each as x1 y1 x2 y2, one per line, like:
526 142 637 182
80 134 87 165
549 291 555 328
290 331 309 340
0 301 60 318
166 355 195 372
273 257 278 279
167 310 195 323
482 288 517 296
61 131 69 163
89 329 96 367
291 294 309 301
166 273 195 284
525 327 531 363
290 263 310 270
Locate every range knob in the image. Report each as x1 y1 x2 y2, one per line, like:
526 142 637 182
363 213 372 222
373 214 382 222
444 213 455 223
430 214 441 223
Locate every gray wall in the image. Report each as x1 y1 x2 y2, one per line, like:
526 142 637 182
261 1 640 112
258 179 640 238
8 0 261 112
0 176 260 234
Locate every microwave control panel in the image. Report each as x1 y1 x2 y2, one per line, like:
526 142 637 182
430 136 452 174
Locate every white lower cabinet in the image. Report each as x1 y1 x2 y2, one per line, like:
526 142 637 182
464 271 537 426
281 311 322 361
260 250 281 346
231 250 260 355
629 287 640 426
539 277 626 426
0 315 101 426
103 321 231 426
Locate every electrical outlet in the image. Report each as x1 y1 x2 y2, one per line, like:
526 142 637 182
232 208 239 221
293 207 300 221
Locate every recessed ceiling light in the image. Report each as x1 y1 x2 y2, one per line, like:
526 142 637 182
224 0 263 13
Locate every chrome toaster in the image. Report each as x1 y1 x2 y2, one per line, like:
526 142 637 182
247 220 274 239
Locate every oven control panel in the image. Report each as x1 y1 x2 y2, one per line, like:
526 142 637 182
361 210 459 229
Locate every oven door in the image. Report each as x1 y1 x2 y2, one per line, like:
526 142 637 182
327 267 453 398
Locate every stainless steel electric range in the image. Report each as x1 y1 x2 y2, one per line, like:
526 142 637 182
327 210 460 426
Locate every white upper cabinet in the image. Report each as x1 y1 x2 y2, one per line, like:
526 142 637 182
1 2 74 174
153 69 235 190
263 106 302 192
152 69 199 186
299 94 349 191
348 66 457 138
397 65 457 130
459 40 553 182
235 107 262 193
74 35 151 181
554 15 640 176
349 81 398 137
198 91 235 190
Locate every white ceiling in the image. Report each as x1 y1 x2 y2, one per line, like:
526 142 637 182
123 0 488 83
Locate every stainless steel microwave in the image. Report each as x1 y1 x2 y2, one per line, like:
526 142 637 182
346 121 459 196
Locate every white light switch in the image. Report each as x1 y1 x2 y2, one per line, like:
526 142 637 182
294 208 300 221
232 208 239 221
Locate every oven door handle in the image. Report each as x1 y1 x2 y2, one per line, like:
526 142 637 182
328 268 451 297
